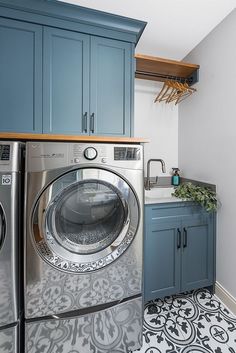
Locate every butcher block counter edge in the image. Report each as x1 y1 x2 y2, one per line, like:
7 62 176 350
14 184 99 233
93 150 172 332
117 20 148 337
0 133 149 143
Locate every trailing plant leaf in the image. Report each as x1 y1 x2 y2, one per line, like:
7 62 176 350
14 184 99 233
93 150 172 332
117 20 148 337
172 182 217 212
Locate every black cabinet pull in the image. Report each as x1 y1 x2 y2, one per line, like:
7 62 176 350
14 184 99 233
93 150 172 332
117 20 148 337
177 228 181 248
82 112 87 133
183 227 187 248
90 113 95 133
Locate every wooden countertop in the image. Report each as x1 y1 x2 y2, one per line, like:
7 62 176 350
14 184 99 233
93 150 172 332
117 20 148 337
0 132 149 143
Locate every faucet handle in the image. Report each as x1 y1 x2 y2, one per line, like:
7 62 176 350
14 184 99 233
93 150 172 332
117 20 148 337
151 176 158 184
144 176 158 190
150 177 158 188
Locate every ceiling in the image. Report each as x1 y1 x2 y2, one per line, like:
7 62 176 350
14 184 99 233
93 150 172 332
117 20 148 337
59 0 236 60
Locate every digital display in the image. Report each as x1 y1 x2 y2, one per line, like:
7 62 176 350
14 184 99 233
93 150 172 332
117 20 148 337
114 147 140 160
0 145 10 161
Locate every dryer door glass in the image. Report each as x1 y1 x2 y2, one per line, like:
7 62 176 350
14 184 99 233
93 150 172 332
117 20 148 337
47 180 127 254
32 168 140 273
0 205 6 250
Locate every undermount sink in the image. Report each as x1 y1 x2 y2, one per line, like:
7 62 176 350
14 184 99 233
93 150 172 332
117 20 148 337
145 187 174 198
145 187 182 204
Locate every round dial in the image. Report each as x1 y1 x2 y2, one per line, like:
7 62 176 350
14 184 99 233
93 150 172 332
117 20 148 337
84 147 97 160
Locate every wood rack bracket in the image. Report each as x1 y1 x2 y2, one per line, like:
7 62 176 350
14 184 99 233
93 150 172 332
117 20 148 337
135 54 199 86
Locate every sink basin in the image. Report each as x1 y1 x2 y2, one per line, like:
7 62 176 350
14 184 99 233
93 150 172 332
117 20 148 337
145 187 182 204
145 187 175 199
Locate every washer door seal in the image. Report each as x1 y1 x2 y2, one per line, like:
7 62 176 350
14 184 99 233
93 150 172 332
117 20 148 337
31 167 140 273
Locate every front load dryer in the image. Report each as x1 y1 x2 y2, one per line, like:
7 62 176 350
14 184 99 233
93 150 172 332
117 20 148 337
0 141 24 353
24 142 144 353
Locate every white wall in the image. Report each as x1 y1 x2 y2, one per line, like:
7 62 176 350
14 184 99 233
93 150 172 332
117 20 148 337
134 79 178 177
179 9 236 299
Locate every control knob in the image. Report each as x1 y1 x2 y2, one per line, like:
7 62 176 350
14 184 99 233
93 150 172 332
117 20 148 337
84 147 97 160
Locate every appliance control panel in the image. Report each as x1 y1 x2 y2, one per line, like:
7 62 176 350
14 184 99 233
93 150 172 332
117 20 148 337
0 142 23 172
70 143 142 168
71 145 141 163
71 144 107 164
26 142 143 171
114 147 140 161
0 145 10 161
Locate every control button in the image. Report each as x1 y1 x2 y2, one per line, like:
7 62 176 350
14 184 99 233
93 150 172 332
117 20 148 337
84 147 97 160
74 158 80 163
101 158 107 163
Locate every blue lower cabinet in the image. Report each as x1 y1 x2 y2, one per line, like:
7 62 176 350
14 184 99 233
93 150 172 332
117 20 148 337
0 18 42 133
144 203 215 302
181 214 214 292
144 220 181 301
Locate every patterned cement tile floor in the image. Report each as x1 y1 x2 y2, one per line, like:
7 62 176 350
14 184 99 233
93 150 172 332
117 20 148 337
133 288 236 353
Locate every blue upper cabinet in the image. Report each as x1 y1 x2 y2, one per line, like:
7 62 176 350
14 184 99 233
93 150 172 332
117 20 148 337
43 31 132 136
0 0 146 136
90 37 132 136
0 17 42 133
43 27 90 134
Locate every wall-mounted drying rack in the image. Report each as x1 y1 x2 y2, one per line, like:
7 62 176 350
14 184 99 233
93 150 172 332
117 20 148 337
135 54 199 86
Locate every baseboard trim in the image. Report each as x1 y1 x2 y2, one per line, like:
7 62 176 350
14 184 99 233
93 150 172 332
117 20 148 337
215 281 236 316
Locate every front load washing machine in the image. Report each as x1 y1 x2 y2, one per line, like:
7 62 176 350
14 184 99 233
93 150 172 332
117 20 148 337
0 141 24 353
24 142 144 353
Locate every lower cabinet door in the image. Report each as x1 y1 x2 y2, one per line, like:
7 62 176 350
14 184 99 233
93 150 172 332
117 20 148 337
144 220 181 302
181 214 214 292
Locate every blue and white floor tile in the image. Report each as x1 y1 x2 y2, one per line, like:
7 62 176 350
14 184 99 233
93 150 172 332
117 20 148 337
133 288 236 353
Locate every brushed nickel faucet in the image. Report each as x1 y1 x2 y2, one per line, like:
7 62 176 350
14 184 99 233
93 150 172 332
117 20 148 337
145 159 166 190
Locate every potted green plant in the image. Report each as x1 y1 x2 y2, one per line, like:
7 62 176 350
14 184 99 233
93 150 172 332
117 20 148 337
172 182 217 212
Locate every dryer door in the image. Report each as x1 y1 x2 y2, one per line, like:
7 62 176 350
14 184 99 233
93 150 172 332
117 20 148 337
32 168 140 273
0 205 6 251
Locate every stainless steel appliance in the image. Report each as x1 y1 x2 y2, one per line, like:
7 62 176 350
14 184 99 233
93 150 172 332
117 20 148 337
0 141 24 353
24 142 144 353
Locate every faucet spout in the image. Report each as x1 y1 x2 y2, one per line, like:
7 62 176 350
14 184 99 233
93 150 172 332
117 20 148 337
145 159 166 190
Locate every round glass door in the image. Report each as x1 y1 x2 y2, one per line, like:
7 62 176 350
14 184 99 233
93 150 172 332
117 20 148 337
47 180 127 255
32 168 139 273
0 205 6 251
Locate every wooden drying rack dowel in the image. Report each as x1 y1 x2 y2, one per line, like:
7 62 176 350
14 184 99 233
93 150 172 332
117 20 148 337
135 54 199 86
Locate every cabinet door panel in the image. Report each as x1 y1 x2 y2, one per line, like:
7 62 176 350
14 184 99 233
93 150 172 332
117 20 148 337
90 37 132 136
181 215 214 291
0 18 42 132
144 221 181 302
43 27 89 134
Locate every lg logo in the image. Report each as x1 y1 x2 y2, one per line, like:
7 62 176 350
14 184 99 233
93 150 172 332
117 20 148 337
2 175 11 185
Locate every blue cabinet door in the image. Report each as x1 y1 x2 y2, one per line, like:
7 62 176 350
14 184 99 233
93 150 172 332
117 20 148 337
0 18 42 133
144 203 215 302
90 37 132 136
181 213 214 291
144 219 181 302
43 27 90 134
